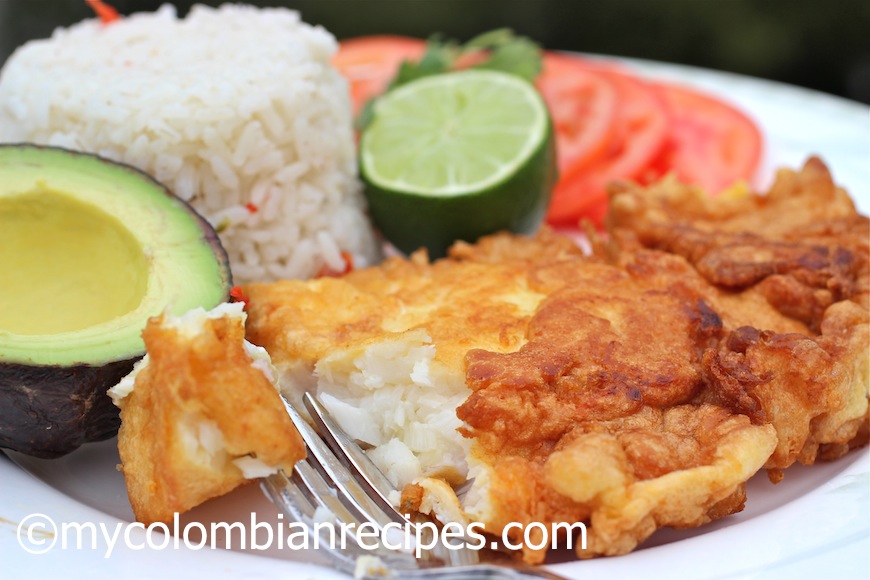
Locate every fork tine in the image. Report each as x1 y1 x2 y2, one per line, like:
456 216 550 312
293 461 363 528
262 468 403 575
261 469 314 524
265 470 570 579
304 392 480 569
277 394 404 529
303 392 409 520
260 471 360 575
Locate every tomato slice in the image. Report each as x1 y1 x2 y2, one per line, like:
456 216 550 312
535 53 620 176
546 67 670 226
332 36 427 117
644 83 763 193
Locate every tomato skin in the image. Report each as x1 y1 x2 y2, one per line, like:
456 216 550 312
332 36 427 117
643 83 763 193
546 66 670 226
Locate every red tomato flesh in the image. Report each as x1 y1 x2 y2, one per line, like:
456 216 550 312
535 53 620 176
332 36 427 117
546 67 670 226
644 82 763 193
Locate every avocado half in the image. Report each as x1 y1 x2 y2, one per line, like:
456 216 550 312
0 144 231 458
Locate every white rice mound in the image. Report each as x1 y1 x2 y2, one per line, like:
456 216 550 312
0 3 382 283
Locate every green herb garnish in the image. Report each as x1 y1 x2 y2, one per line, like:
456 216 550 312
356 28 542 130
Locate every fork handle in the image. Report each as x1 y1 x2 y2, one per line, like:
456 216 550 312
391 563 572 579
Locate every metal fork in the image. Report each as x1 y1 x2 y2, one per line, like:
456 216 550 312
261 392 570 580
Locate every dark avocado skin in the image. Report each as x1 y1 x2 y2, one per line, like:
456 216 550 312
0 358 137 458
0 144 232 459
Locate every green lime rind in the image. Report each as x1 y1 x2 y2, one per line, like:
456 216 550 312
360 70 557 258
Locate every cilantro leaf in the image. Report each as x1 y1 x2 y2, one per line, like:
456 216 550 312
470 36 542 81
389 35 458 88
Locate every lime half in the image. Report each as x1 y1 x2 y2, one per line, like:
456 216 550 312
360 69 556 258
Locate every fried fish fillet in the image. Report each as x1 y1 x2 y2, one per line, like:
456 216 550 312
242 159 866 561
245 247 549 488
608 156 870 326
609 157 870 473
243 232 777 561
702 303 868 472
110 303 305 525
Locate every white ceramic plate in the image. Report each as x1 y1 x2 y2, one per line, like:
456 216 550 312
2 57 869 580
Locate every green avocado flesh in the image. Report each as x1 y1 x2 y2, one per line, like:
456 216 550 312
0 188 149 335
0 145 231 367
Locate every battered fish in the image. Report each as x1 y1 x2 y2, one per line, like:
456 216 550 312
242 158 866 561
608 157 870 325
609 157 870 474
243 232 777 561
110 303 305 525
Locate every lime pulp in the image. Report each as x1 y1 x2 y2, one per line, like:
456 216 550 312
360 69 556 258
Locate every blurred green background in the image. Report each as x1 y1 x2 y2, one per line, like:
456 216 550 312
1 0 868 104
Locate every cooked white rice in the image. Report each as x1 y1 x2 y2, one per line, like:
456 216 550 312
0 3 382 283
